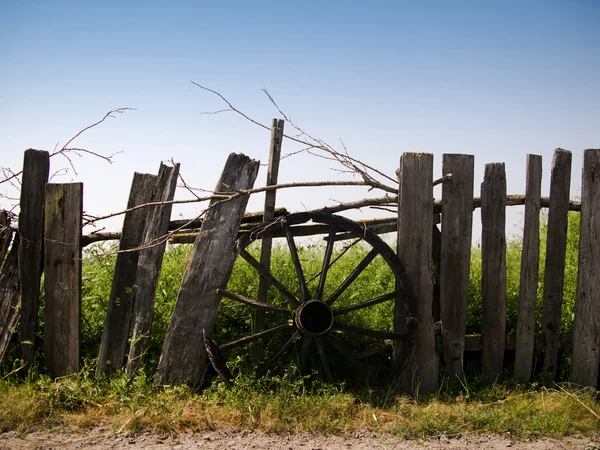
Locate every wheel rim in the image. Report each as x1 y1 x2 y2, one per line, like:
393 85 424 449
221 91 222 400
212 212 415 382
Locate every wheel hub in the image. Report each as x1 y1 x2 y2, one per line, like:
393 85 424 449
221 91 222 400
294 300 334 337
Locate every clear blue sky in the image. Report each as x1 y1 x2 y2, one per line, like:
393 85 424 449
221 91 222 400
1 1 598 237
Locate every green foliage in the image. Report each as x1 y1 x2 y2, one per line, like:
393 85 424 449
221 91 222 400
467 210 580 335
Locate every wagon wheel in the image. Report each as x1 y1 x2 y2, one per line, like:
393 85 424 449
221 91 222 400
211 211 415 383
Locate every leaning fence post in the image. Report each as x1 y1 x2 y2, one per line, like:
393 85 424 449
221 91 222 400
155 153 260 387
19 149 50 366
571 148 600 388
126 162 180 377
481 163 507 382
514 154 542 381
43 183 83 378
397 152 437 395
97 172 158 376
541 149 572 382
0 233 20 362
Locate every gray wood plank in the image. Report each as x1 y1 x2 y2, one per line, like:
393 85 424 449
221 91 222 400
481 163 507 381
97 172 158 376
514 154 543 381
43 183 83 378
126 163 180 377
155 153 259 387
252 119 284 363
0 234 21 362
18 149 50 366
440 154 474 377
541 149 572 381
397 152 438 394
571 149 600 388
0 211 12 265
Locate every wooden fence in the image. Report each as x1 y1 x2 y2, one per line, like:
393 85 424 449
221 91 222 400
0 142 598 394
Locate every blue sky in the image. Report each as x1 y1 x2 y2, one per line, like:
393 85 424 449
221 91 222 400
1 1 598 237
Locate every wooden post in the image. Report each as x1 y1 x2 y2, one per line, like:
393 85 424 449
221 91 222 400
155 153 260 387
252 118 284 362
18 149 50 365
481 163 506 382
397 152 438 394
440 154 474 377
0 234 20 362
571 149 600 388
514 154 543 381
541 149 572 381
0 211 12 264
44 183 83 378
126 163 180 377
97 172 158 376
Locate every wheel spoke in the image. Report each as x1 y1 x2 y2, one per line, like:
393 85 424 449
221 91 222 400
298 337 311 375
333 292 396 316
257 330 300 377
220 322 292 352
327 334 368 376
333 322 404 341
203 330 233 386
239 248 300 308
316 338 333 382
315 227 337 300
325 247 380 306
283 222 310 302
218 289 289 313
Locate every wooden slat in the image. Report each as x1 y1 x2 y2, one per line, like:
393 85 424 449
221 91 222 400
97 172 157 376
155 153 260 387
440 154 474 377
126 163 180 377
43 183 83 378
0 211 12 264
252 118 284 362
571 149 600 388
481 163 507 381
514 154 543 381
397 152 437 394
0 234 21 361
541 149 572 381
18 149 50 366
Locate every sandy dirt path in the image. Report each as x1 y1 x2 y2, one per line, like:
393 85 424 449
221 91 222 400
1 428 598 449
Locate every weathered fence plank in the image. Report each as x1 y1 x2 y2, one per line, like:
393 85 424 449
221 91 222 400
514 154 543 381
126 163 180 377
541 149 572 381
44 183 83 378
97 172 158 376
397 152 437 394
0 211 12 264
252 118 284 362
19 149 50 365
440 154 474 377
0 234 20 361
571 149 600 388
155 153 260 387
481 163 507 381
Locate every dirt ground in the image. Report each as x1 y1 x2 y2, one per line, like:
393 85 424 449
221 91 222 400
1 428 598 450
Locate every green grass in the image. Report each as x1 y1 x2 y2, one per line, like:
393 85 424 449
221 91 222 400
0 372 598 438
